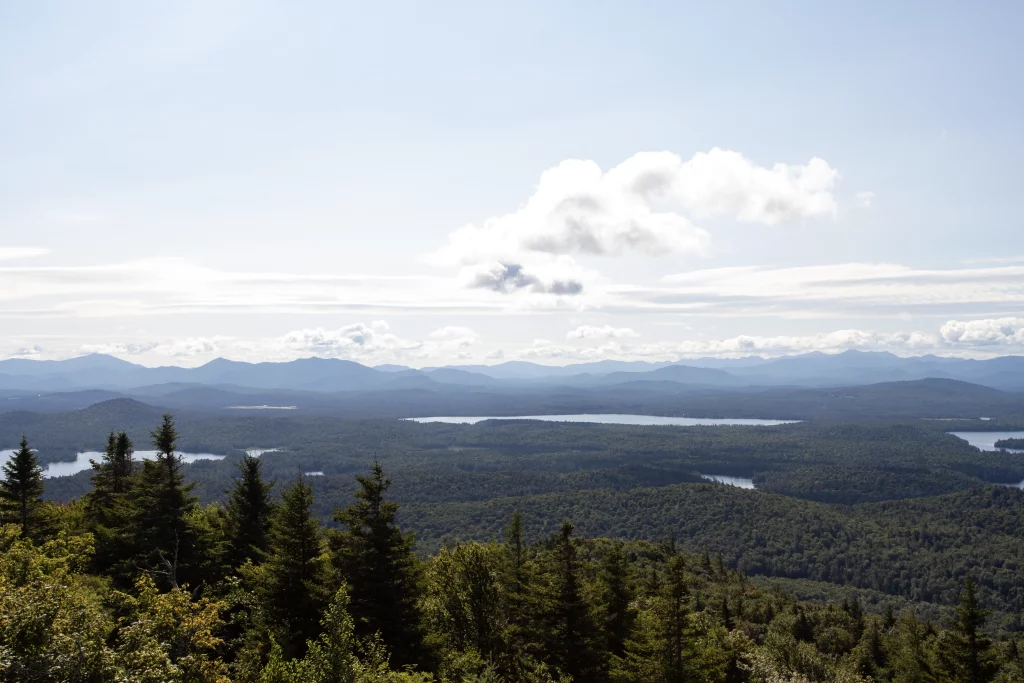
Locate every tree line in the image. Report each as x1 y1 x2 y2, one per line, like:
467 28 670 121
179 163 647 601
2 414 1023 682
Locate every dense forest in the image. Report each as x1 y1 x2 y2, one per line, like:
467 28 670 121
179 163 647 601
994 438 1024 450
23 400 1024 508
10 400 1024 633
2 414 1023 682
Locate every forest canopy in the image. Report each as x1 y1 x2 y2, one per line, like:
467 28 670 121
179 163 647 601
1 414 1023 682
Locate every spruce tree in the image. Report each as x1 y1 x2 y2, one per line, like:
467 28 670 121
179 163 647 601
658 554 692 683
504 510 529 632
133 414 198 588
263 475 329 659
539 520 603 683
0 436 44 539
329 461 424 667
85 431 137 576
613 553 693 683
855 621 888 679
938 579 998 683
226 452 274 567
888 613 935 683
599 542 635 658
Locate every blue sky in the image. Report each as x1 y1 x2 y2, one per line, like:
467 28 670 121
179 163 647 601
2 1 1023 366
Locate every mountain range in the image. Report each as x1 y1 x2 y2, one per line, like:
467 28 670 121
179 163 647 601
3 350 1024 395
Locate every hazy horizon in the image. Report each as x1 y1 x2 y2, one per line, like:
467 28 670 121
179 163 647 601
6 347 1023 371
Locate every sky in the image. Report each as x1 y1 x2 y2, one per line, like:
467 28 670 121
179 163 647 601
2 0 1024 367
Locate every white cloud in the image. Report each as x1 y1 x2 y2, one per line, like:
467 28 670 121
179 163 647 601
567 325 639 340
940 318 1024 345
3 256 1024 323
79 337 229 358
429 326 479 340
79 341 160 356
12 316 1024 367
674 329 939 357
277 321 417 358
855 191 875 208
460 259 586 295
428 326 481 350
649 262 1024 318
7 345 45 359
0 257 510 318
0 247 50 260
424 149 839 294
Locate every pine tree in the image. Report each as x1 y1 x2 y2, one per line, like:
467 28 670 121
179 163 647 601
132 414 198 588
504 510 529 632
613 552 693 683
938 579 998 683
599 542 635 658
538 520 604 683
888 613 936 683
263 475 330 659
846 596 865 641
699 546 712 575
85 431 137 576
0 436 44 539
884 603 897 631
659 554 692 683
855 621 888 679
329 461 424 667
226 452 274 568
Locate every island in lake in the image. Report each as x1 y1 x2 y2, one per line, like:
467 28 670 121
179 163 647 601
994 437 1024 449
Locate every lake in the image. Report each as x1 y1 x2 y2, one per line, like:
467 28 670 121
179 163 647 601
246 448 282 457
406 414 798 426
701 474 756 489
949 431 1024 454
0 449 225 478
228 405 297 410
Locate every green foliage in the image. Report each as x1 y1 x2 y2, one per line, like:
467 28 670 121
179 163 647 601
132 413 201 588
262 476 330 658
5 413 1024 682
613 553 695 683
0 436 45 539
403 484 1024 617
226 453 275 568
536 520 604 682
330 462 424 668
937 579 1000 683
84 431 138 577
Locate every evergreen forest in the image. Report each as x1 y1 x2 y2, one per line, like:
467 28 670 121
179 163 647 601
2 413 1023 682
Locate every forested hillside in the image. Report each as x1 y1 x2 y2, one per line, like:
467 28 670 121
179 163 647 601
2 414 1022 682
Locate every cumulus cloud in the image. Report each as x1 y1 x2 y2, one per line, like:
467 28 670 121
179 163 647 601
462 261 585 295
429 326 478 340
940 318 1024 345
79 337 227 358
7 345 45 359
674 329 939 357
277 321 418 357
79 341 160 356
428 326 481 349
0 247 50 260
567 325 639 340
426 148 839 277
11 316 1024 367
